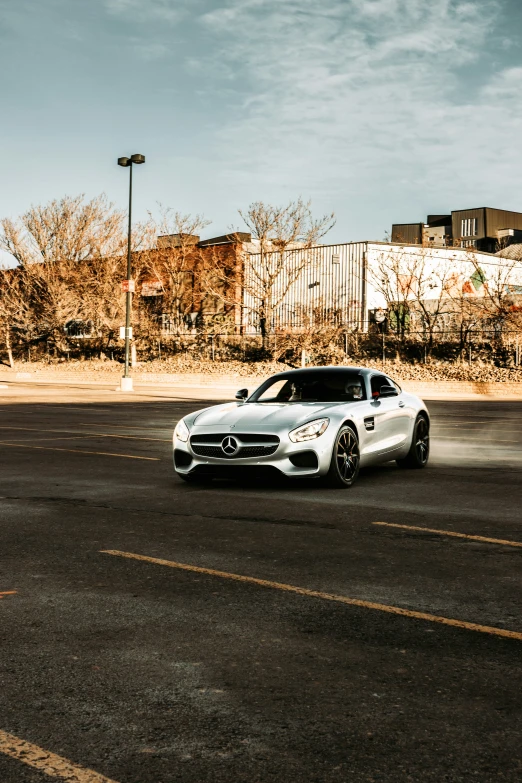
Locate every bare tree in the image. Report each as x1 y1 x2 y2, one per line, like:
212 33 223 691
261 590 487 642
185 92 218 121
370 246 457 353
369 246 418 340
468 251 522 347
0 194 127 266
0 266 35 366
0 194 151 354
408 254 455 351
442 254 486 352
208 199 335 348
140 209 211 336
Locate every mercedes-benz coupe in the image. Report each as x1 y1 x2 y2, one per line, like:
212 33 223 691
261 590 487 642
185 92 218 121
173 367 430 488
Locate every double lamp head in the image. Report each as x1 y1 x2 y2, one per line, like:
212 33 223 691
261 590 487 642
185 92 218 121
117 154 145 167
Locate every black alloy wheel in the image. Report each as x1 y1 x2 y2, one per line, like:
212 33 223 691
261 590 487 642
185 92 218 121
326 426 360 488
415 416 430 464
397 415 430 469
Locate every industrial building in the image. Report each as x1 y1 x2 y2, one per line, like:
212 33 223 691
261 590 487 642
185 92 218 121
392 207 522 252
138 230 521 336
242 241 511 334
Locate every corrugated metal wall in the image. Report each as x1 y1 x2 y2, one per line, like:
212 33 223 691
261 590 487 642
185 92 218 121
485 208 522 237
243 242 367 333
391 224 422 244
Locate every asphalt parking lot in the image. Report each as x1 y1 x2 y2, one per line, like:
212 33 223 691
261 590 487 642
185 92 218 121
0 384 521 783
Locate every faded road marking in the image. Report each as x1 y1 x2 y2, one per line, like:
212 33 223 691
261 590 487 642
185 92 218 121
0 729 119 782
373 521 522 548
0 441 160 461
78 423 170 432
0 426 170 443
3 436 94 443
101 550 522 642
434 435 520 444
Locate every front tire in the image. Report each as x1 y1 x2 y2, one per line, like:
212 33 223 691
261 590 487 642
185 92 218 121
397 415 429 469
325 426 360 488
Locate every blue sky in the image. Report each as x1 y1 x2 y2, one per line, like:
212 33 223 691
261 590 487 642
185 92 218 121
2 0 522 244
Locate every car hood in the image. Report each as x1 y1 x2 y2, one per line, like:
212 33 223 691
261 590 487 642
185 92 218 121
192 401 342 431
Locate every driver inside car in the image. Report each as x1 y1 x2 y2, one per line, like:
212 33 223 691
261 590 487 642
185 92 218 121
288 383 303 401
345 382 363 400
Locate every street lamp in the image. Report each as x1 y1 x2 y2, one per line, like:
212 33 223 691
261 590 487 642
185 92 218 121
117 153 145 391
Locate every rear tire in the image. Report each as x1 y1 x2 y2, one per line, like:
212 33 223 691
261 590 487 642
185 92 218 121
325 425 360 488
396 415 429 469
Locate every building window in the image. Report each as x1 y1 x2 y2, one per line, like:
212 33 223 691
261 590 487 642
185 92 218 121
461 218 478 237
461 239 477 248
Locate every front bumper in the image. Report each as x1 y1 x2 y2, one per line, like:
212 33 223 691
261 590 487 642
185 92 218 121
173 428 334 478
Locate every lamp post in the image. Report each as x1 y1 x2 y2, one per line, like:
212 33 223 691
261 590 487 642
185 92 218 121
117 153 145 391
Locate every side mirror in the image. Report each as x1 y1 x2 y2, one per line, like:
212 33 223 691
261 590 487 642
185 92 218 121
235 388 248 401
377 384 398 398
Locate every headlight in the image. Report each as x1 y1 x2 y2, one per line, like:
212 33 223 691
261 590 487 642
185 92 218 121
289 418 329 443
174 418 190 442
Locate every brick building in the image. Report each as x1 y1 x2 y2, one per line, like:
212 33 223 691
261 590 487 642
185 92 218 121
137 231 252 334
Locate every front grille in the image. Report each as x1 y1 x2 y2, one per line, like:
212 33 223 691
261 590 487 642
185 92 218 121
190 433 279 460
240 445 278 458
191 443 279 459
190 433 279 445
192 445 226 458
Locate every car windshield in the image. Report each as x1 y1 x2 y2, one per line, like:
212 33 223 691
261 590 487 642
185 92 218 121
249 371 366 404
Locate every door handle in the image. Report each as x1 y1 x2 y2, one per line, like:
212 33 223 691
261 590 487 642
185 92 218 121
398 401 405 408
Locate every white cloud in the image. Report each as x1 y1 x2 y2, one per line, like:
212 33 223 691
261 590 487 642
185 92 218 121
481 65 522 98
196 0 522 225
105 0 184 24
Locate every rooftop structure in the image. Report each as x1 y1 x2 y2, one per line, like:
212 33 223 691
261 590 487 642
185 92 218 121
392 207 522 253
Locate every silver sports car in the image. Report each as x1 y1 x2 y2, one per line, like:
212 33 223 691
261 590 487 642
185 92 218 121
173 366 430 488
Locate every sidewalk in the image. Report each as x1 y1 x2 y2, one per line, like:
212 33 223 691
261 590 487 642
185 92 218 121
0 366 521 400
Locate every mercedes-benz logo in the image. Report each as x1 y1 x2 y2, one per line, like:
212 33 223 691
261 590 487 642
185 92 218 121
221 436 239 456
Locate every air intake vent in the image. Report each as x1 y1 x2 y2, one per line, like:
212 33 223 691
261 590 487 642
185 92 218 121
289 451 318 469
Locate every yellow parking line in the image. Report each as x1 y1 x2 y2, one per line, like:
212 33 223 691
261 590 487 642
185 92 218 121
92 433 170 442
101 550 522 642
0 442 159 461
373 522 522 548
0 729 119 782
78 423 171 432
0 426 170 442
3 436 94 443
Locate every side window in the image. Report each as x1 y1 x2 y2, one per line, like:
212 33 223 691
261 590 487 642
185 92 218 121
385 376 402 393
370 375 388 398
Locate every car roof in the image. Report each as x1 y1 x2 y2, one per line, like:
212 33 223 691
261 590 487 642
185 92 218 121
268 366 377 378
